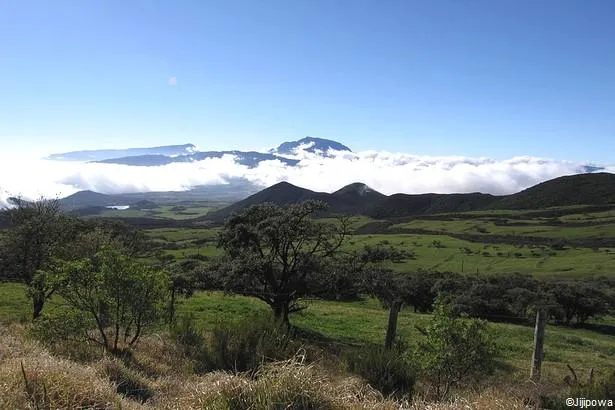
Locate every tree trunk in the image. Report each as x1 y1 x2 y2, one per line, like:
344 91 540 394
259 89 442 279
385 300 402 349
272 296 290 327
32 295 45 320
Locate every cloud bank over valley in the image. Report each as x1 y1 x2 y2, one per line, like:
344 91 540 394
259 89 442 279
0 144 613 208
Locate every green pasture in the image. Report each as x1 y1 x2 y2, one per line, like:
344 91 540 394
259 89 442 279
389 218 615 239
2 283 611 383
145 227 220 242
346 233 615 277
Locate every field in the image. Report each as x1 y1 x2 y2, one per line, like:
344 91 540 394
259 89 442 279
89 201 227 220
1 282 613 386
142 205 615 277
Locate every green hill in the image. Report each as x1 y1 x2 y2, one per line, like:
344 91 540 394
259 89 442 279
492 172 615 209
204 172 615 222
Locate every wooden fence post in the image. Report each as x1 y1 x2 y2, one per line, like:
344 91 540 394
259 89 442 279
385 300 402 349
530 308 547 381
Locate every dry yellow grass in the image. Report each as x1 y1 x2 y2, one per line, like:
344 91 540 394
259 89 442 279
151 355 397 409
0 324 528 409
0 325 133 409
408 388 528 410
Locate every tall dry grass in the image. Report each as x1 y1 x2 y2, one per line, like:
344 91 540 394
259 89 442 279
0 324 135 409
0 324 528 409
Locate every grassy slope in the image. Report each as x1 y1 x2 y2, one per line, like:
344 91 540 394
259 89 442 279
345 234 615 277
95 203 218 220
144 204 615 277
2 284 612 385
389 219 615 239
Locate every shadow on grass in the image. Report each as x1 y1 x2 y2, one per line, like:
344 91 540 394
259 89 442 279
292 325 366 353
571 322 615 336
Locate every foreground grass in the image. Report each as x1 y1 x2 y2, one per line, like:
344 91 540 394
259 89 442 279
1 324 415 410
2 283 610 408
0 325 529 409
173 291 615 384
4 283 613 384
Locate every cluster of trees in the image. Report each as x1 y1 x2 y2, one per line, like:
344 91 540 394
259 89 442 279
0 198 170 353
384 270 614 326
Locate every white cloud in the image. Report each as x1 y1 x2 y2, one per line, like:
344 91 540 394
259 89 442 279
0 147 612 208
168 76 177 86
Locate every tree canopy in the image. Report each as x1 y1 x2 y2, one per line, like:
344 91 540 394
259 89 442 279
216 200 350 323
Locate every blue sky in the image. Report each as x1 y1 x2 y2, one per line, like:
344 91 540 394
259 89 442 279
1 0 614 162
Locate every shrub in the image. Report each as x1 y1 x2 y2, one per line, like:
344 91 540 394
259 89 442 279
173 313 299 375
542 371 615 409
170 314 210 373
205 313 298 374
344 344 415 398
414 297 498 400
51 248 169 353
570 371 615 401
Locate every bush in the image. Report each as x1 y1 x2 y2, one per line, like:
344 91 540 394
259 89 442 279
344 344 415 398
51 248 169 353
170 314 210 374
206 313 298 374
414 297 498 400
172 313 299 375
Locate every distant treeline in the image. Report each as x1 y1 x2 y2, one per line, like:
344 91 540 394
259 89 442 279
315 270 615 327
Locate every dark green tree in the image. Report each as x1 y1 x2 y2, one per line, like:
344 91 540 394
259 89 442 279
0 197 78 319
216 200 350 324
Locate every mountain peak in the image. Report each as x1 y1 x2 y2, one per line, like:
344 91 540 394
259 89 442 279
274 137 352 156
333 182 383 197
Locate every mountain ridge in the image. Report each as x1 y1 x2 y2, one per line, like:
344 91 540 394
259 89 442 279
47 137 350 167
202 172 615 222
46 144 197 162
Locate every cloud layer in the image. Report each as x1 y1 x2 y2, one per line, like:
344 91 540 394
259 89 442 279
0 148 613 208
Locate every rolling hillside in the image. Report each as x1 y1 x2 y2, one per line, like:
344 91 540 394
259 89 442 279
203 172 615 222
492 172 615 209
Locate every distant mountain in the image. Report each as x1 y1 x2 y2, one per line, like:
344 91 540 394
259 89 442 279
59 190 125 209
273 137 352 156
47 137 349 167
204 182 330 221
96 154 187 166
46 144 197 162
581 165 605 173
97 151 299 168
59 179 262 210
202 173 615 222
